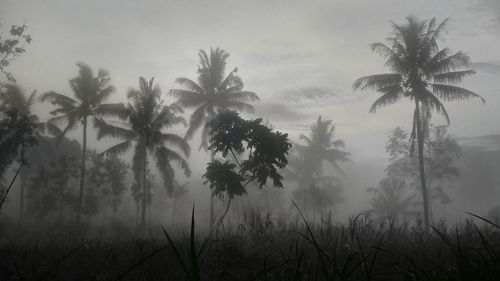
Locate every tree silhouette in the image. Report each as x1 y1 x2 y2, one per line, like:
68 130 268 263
367 178 417 223
96 77 191 225
353 16 484 229
41 62 124 223
0 84 60 220
170 47 259 226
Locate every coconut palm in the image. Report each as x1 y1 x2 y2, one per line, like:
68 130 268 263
170 47 259 226
40 62 124 223
297 115 349 184
96 77 191 225
353 16 484 229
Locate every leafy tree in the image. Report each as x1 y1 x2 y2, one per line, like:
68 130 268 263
25 136 80 220
170 47 259 226
96 77 191 225
0 23 32 83
385 126 461 221
102 154 128 216
353 17 484 229
203 110 291 227
41 62 124 223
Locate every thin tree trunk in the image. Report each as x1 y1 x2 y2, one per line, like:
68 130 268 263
19 172 24 222
59 183 64 222
415 100 430 230
209 151 215 227
77 116 87 223
141 150 147 226
0 162 23 213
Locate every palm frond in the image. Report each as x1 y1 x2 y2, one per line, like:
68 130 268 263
353 74 402 91
161 133 191 157
174 77 204 94
40 91 79 108
101 140 132 156
431 84 485 103
185 104 208 140
370 42 408 73
369 87 404 113
433 70 475 84
93 117 135 140
169 90 206 108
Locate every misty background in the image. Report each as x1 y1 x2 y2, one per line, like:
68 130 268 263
1 0 500 226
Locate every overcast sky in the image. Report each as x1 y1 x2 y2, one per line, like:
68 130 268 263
2 0 500 166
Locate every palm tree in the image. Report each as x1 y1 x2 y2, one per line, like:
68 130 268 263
353 16 484 229
297 116 349 184
170 47 259 226
40 62 124 223
96 77 191 225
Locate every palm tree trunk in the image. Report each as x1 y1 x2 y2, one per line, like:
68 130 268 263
77 116 88 223
209 151 215 227
415 100 430 230
141 150 147 226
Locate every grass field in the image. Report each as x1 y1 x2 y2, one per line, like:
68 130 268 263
1 211 499 281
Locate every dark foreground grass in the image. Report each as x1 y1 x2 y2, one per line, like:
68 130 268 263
1 212 499 281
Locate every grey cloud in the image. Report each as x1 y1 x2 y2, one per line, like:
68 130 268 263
279 87 364 106
470 61 500 74
255 102 308 122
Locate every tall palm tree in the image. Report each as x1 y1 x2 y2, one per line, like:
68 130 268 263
40 62 124 223
170 47 259 226
96 77 191 225
353 16 484 229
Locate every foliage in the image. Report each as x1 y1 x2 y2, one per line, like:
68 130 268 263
0 108 38 177
0 23 32 83
367 178 417 221
203 110 291 199
385 126 461 207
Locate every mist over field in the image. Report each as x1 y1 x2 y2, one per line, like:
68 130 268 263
1 0 500 280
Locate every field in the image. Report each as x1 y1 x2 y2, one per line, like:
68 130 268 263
1 211 499 281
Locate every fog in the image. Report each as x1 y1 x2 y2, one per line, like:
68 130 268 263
1 1 500 279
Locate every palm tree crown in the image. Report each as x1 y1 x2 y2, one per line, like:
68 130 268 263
170 47 259 149
96 77 191 195
353 17 484 135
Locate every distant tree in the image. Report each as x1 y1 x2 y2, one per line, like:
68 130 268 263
0 84 60 220
170 47 259 226
367 178 417 222
26 153 79 220
385 126 461 220
203 110 291 227
102 154 128 216
0 22 32 83
41 62 124 223
353 17 484 229
96 77 191 225
0 108 38 212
